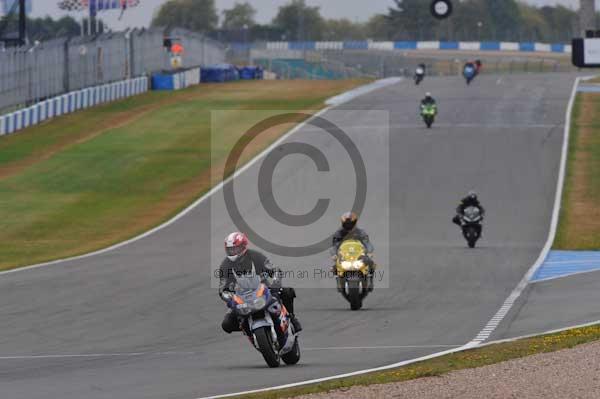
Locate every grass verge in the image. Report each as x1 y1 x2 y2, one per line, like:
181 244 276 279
554 91 600 249
0 79 368 270
230 323 600 399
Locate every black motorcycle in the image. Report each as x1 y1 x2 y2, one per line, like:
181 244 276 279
460 206 483 248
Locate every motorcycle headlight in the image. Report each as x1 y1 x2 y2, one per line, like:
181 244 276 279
341 260 363 270
237 303 251 315
252 297 267 310
341 260 353 270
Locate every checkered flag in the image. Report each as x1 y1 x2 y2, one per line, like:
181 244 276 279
57 0 84 11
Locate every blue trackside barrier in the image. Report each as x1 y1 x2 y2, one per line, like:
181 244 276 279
151 67 202 90
519 42 535 52
201 64 239 83
263 40 571 53
152 73 176 90
0 76 149 137
238 66 264 80
480 42 501 51
440 41 459 50
343 41 369 50
289 41 316 50
394 41 418 49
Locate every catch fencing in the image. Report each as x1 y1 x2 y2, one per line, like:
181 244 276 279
0 27 225 113
249 48 577 80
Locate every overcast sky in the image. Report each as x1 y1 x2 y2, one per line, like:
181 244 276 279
30 0 584 31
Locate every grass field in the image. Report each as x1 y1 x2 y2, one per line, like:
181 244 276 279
554 92 600 249
0 79 367 270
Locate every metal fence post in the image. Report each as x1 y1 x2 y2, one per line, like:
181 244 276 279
63 38 70 94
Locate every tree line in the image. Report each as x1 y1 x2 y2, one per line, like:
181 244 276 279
152 0 583 43
0 0 584 44
0 15 82 42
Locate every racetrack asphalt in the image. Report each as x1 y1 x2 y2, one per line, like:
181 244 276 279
0 73 578 399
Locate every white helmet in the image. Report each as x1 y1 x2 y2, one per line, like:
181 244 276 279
224 232 248 261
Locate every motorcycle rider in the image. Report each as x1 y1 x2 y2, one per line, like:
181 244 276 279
218 232 302 334
415 63 426 82
452 191 485 234
330 212 375 274
421 92 436 107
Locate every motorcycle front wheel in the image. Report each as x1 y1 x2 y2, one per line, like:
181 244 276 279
254 326 280 368
347 280 363 310
281 337 301 365
464 226 478 248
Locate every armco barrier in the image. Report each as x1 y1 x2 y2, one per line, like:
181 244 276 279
201 64 239 83
0 76 149 137
151 67 202 91
257 41 572 54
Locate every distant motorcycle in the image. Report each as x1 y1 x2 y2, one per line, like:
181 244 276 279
334 239 374 310
414 66 425 85
460 206 483 248
420 103 437 128
463 63 477 85
223 275 300 368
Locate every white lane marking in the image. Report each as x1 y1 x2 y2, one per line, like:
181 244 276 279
198 320 600 399
304 345 461 350
0 351 197 360
198 345 472 399
466 76 582 346
0 346 461 360
325 77 403 106
299 123 560 131
0 78 402 277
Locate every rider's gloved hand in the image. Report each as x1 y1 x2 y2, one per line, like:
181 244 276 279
221 290 236 308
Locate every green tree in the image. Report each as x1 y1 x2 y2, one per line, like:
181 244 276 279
365 14 393 40
222 2 256 30
484 0 521 40
540 5 576 42
272 0 324 41
152 0 218 33
322 18 366 41
386 0 441 40
518 3 550 41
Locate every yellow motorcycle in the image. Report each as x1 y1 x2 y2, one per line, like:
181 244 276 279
335 239 374 310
